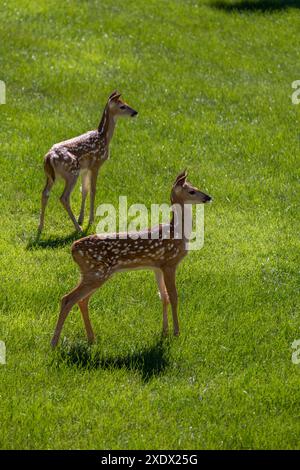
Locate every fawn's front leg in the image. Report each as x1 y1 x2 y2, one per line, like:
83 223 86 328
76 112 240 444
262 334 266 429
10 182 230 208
78 171 90 226
89 167 99 226
155 269 170 336
162 267 179 336
60 174 82 233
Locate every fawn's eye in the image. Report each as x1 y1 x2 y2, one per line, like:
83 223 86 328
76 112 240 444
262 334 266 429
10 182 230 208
189 190 195 195
120 105 126 110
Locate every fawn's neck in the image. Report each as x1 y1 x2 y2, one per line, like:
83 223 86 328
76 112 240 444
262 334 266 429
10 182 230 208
170 201 192 243
98 105 116 145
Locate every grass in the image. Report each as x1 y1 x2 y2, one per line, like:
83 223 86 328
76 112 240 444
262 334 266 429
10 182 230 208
0 0 300 450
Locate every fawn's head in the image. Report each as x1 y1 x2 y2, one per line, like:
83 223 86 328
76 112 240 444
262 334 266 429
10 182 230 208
171 170 212 205
107 90 138 118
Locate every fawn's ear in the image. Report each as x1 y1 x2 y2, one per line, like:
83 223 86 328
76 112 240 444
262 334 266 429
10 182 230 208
108 90 121 101
174 169 188 187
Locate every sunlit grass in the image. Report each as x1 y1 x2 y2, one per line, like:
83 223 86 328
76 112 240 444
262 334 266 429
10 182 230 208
0 0 299 449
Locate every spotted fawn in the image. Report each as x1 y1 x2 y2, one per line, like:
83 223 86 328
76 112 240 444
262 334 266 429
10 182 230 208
38 90 138 234
51 170 212 347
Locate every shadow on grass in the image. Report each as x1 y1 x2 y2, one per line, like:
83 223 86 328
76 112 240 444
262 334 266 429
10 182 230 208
211 0 300 12
26 229 88 250
52 337 170 382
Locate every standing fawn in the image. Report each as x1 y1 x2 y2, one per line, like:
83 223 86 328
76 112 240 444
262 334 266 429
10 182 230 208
51 170 212 347
38 90 138 234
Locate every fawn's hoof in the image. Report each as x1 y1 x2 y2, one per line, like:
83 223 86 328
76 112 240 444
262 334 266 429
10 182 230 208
51 337 58 348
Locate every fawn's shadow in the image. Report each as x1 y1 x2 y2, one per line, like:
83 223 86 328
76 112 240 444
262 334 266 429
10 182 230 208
211 0 300 12
53 337 170 382
26 229 88 250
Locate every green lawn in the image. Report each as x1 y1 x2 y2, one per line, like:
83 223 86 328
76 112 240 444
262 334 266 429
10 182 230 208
0 0 299 450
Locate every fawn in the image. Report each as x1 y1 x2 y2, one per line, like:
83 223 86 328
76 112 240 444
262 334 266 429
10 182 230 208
38 90 138 234
51 170 212 347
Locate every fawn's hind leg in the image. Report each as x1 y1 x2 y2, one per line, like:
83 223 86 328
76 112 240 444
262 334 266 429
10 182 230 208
78 294 95 344
77 266 111 343
51 266 110 347
51 280 99 348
